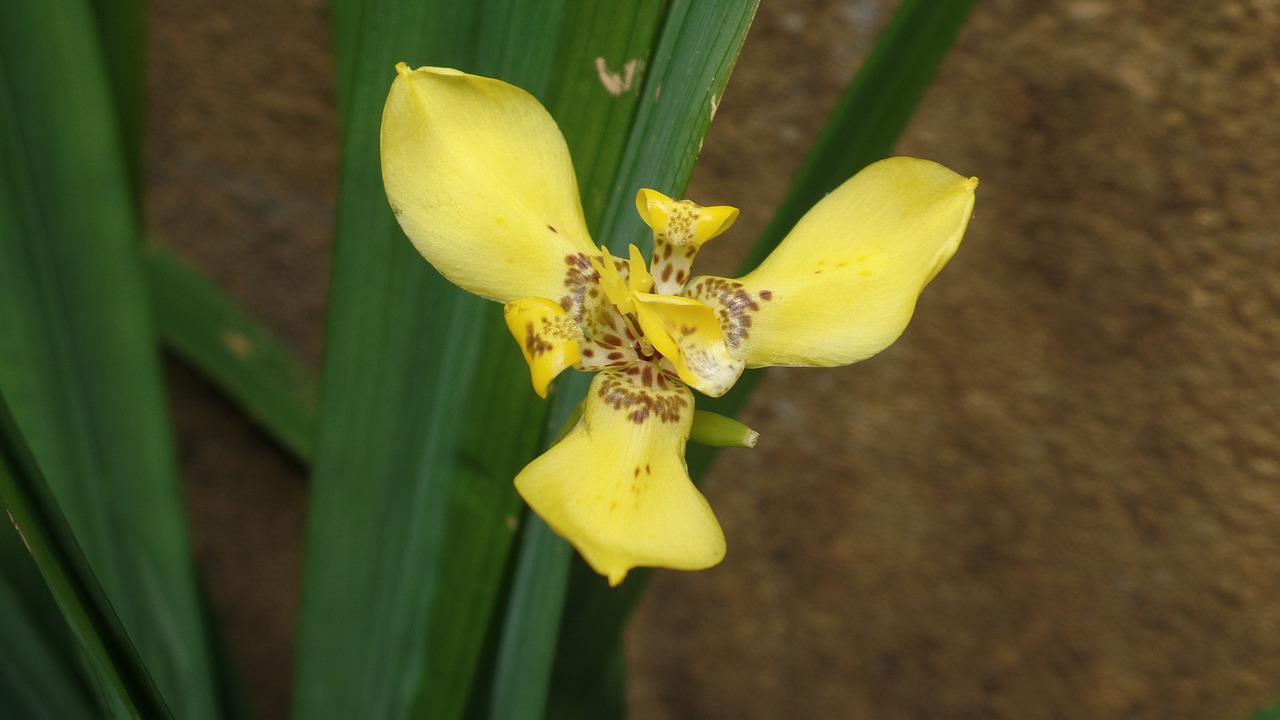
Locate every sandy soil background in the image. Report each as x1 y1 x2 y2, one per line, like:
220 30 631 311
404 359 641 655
146 0 1280 718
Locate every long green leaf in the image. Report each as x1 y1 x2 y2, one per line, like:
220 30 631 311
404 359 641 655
693 0 977 469
0 2 219 716
146 246 319 462
0 394 171 718
740 0 979 273
1248 704 1280 720
298 1 729 717
0 507 95 720
0 573 95 720
465 2 666 717
86 0 146 198
486 2 759 718
294 3 564 718
547 1 977 714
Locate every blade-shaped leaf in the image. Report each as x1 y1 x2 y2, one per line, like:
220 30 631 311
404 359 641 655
486 2 759 718
86 0 146 196
294 3 566 719
298 1 732 718
1247 704 1280 720
0 573 96 720
0 395 170 718
741 0 979 273
145 246 318 463
0 504 96 720
0 2 219 716
546 1 977 715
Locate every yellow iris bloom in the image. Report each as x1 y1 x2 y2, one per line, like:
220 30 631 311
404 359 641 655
381 63 978 586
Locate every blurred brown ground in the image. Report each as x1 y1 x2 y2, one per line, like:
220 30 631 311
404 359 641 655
146 0 1280 718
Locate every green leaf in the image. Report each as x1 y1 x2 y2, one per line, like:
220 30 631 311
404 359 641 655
145 246 318 462
0 394 171 718
692 0 977 470
86 0 147 197
0 2 220 717
547 1 978 714
0 504 96 720
293 3 570 719
298 1 752 717
1248 704 1280 720
592 0 760 252
487 2 760 718
542 0 666 228
739 0 978 273
544 634 625 720
484 515 576 720
0 573 96 720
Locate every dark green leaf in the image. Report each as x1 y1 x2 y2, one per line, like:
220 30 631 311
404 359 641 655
87 0 147 196
294 3 569 719
0 572 96 720
0 2 220 716
490 2 760 718
0 394 171 718
739 0 979 273
145 247 318 463
1246 704 1280 720
0 502 96 720
548 2 978 714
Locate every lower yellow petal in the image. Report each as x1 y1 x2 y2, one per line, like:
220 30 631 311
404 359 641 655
381 64 598 304
503 297 583 398
632 292 744 397
514 368 725 585
689 156 977 368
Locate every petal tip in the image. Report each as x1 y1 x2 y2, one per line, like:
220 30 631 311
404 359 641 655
635 188 672 228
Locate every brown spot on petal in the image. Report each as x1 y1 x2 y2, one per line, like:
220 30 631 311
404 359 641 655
560 252 601 324
686 277 771 349
524 321 552 357
596 366 690 424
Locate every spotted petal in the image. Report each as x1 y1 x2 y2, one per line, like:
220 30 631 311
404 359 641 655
381 64 597 304
687 157 977 368
636 189 738 295
503 297 583 398
514 368 725 585
632 292 744 397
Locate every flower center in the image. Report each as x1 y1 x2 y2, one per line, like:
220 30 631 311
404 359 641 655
512 190 749 400
587 244 658 360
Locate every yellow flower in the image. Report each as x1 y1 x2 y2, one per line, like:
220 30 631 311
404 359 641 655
381 63 977 586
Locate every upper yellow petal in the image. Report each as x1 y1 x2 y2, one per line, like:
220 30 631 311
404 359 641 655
381 64 597 304
687 156 977 368
636 188 739 295
514 368 725 585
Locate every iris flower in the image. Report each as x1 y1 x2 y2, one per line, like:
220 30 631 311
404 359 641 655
381 63 977 585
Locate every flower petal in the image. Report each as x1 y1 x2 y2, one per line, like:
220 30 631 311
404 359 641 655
632 292 744 397
636 189 739 295
503 297 583 398
381 63 597 304
514 367 725 585
687 157 977 367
